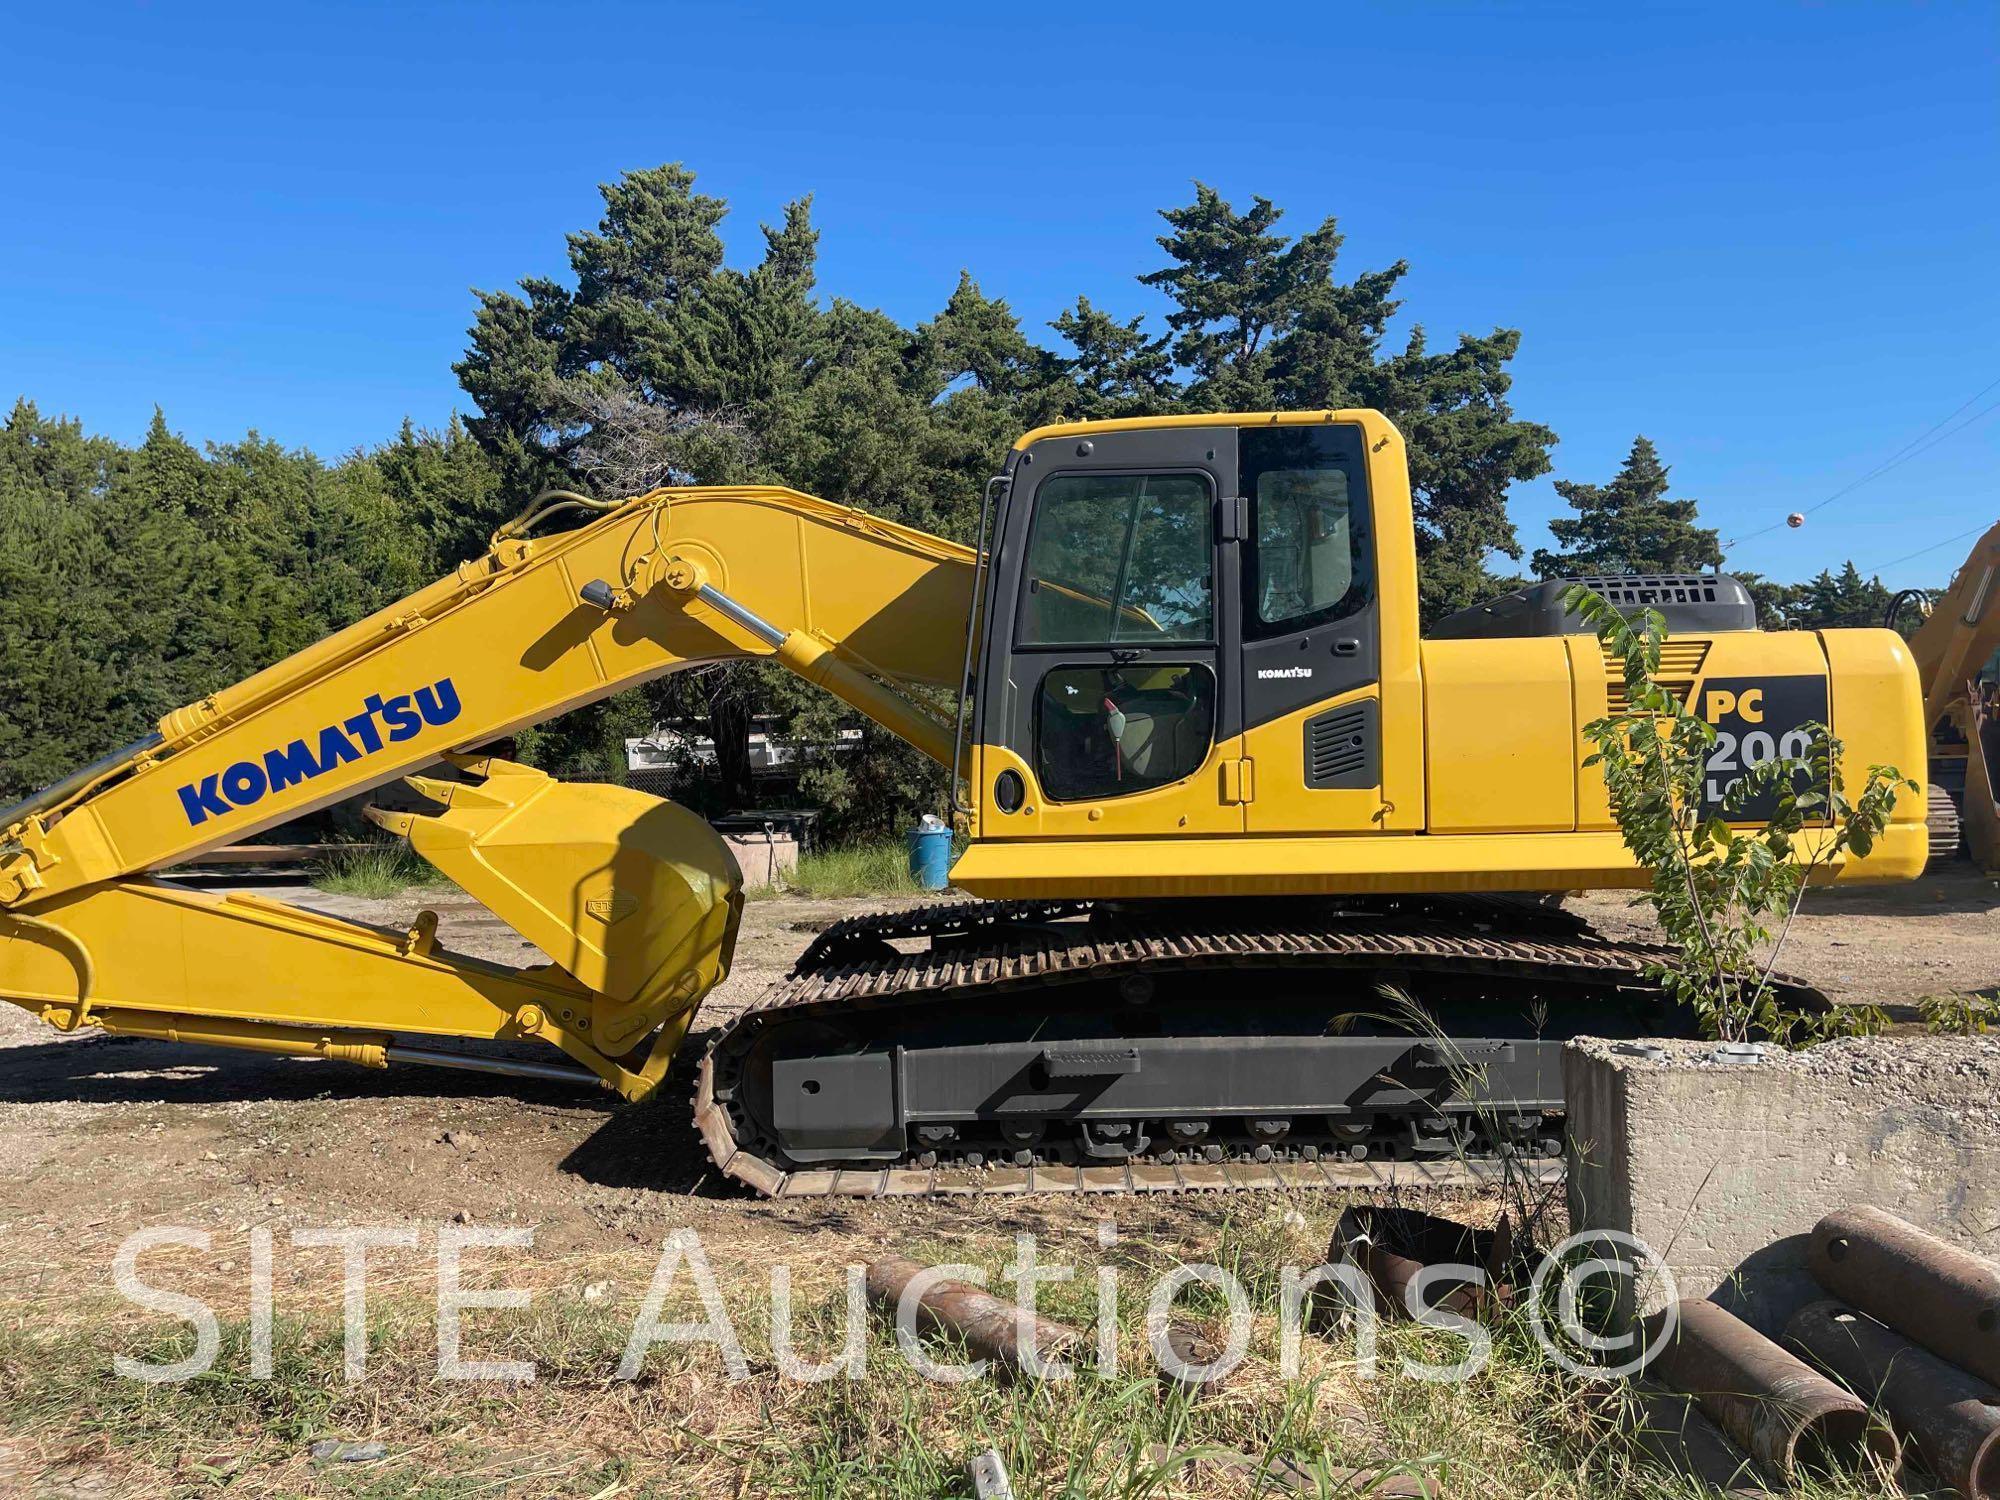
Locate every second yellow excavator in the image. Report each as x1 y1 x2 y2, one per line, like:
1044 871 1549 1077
0 411 1931 1195
1892 519 2000 870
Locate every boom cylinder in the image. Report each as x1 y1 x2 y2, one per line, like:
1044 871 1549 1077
691 579 958 767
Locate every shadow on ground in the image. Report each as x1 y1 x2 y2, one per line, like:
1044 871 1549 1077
554 1031 740 1197
1806 863 2000 917
0 1032 612 1111
0 1027 752 1197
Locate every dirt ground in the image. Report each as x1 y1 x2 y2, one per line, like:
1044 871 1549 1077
8 869 1993 1271
2 866 1995 1495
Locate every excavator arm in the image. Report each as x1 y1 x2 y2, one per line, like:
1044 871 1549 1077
0 485 976 1097
1903 519 2000 869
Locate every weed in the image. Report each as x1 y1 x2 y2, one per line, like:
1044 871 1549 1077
780 840 930 900
0 1231 1904 1498
309 842 455 899
1918 990 1996 1036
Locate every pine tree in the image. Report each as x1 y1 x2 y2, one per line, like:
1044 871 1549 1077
1137 183 1555 619
1050 297 1174 419
1532 436 1722 578
1792 561 1893 629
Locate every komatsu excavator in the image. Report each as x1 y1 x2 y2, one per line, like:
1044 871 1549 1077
0 411 1931 1196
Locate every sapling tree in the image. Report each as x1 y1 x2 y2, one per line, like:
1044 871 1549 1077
1564 583 1913 1043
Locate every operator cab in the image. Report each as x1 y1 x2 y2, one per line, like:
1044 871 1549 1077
971 414 1393 842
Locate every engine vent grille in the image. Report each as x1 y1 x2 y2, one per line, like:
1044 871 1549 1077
1572 574 1730 608
1305 699 1379 789
1603 639 1710 714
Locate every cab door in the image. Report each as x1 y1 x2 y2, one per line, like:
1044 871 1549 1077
973 424 1244 840
1234 423 1390 832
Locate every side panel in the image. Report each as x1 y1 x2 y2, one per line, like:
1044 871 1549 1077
1235 689 1385 834
1566 636 1616 831
1820 627 1930 881
969 739 1248 839
1422 639 1577 833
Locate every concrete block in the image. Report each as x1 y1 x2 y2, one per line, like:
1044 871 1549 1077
1564 1036 2000 1334
723 831 798 890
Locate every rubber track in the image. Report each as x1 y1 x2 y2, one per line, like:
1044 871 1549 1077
694 901 1824 1199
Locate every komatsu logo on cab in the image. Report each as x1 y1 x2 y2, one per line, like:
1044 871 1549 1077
175 678 463 826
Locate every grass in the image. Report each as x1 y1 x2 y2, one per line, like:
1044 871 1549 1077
0 1204 1908 1498
308 842 456 900
306 832 936 904
768 839 931 900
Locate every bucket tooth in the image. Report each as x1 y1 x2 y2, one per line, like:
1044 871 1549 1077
362 805 419 836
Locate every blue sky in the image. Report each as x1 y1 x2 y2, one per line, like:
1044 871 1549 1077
3 1 1995 588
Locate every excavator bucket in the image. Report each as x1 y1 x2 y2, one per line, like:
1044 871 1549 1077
368 757 743 1059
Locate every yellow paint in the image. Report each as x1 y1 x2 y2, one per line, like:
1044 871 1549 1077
1239 689 1398 832
950 823 1931 899
1013 407 1386 450
1819 627 1930 881
1422 639 1577 834
970 741 1246 840
1903 521 2000 869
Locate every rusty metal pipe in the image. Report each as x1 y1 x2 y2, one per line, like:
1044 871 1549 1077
1809 1205 2000 1389
1622 1381 1769 1496
1646 1299 1900 1484
864 1256 1080 1378
1331 1206 1515 1322
1786 1298 2000 1500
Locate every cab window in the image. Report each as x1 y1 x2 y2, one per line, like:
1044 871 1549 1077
1036 663 1215 801
1019 473 1213 645
1242 427 1372 638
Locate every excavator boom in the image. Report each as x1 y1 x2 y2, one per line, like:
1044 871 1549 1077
2 485 974 1097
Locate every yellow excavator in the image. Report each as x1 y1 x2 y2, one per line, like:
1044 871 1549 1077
1893 520 2000 870
0 411 1931 1196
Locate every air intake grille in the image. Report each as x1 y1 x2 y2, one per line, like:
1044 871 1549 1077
1604 639 1710 714
1573 574 1728 608
1305 699 1379 789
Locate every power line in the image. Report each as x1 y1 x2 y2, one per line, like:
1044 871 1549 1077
1875 523 1991 575
1724 375 2000 549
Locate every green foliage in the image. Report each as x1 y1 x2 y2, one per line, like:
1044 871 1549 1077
0 402 494 801
310 842 455 899
1533 436 1721 578
1790 561 1897 629
1565 581 1914 1042
1797 1002 1892 1042
1918 990 1996 1036
778 839 928 899
1132 182 1556 621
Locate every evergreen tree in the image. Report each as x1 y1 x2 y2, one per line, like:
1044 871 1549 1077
1050 297 1174 419
1727 569 1803 630
0 404 489 802
1791 560 1893 629
1533 436 1722 578
1135 183 1555 618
